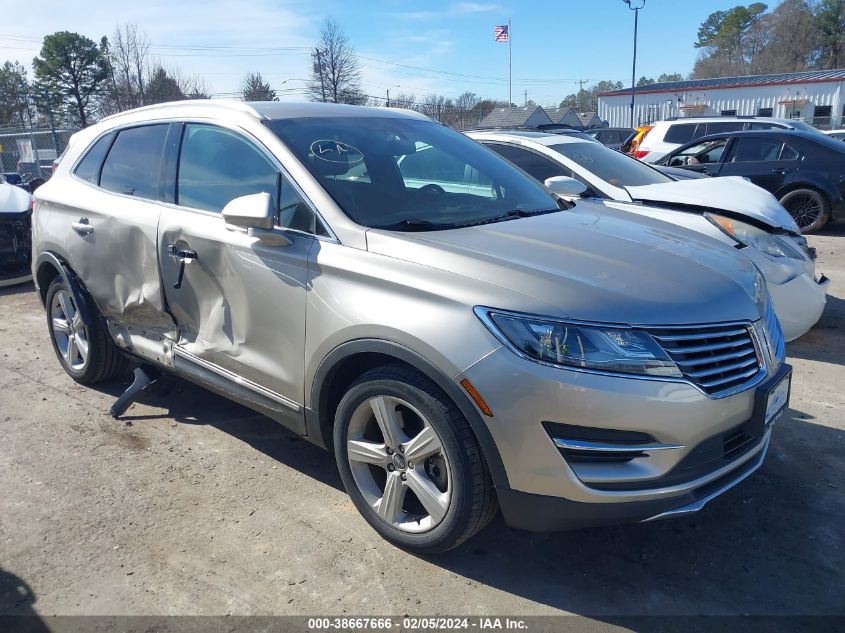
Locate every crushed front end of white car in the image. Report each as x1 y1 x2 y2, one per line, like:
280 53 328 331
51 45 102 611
626 177 828 341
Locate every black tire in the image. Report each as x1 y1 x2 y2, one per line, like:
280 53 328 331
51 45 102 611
780 188 830 234
334 364 497 553
45 277 127 384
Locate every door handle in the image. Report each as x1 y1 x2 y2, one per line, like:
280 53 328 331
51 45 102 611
71 219 93 235
167 244 198 289
770 168 787 175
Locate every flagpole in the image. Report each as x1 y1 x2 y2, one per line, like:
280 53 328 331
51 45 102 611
508 17 512 106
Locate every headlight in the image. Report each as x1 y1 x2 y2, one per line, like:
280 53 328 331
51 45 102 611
705 213 804 260
475 308 682 378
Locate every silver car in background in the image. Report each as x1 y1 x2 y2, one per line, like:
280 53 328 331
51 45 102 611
32 101 790 552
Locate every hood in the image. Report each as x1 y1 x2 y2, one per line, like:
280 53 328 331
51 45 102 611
626 176 799 233
366 203 764 326
0 183 31 216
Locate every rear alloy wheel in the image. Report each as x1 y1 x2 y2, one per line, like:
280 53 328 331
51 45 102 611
45 277 127 384
334 365 496 553
780 188 830 234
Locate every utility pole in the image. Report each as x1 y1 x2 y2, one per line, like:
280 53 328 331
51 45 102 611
523 90 527 106
623 0 646 128
578 79 588 110
315 49 327 103
386 88 390 108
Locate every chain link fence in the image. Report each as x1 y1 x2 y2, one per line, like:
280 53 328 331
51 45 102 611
0 126 78 179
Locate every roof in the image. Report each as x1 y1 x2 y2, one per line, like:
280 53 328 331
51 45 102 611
576 111 600 125
100 99 430 124
466 129 591 147
479 106 552 128
544 107 575 124
599 69 845 97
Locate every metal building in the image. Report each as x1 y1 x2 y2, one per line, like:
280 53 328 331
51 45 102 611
597 69 845 129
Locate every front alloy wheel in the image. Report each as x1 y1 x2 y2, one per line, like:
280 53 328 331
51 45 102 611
347 395 452 533
334 365 497 553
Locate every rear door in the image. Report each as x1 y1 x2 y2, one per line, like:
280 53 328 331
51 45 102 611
157 122 320 424
718 135 798 192
62 123 174 330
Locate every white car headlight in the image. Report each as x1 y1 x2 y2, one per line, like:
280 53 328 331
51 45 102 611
475 308 682 378
705 213 804 260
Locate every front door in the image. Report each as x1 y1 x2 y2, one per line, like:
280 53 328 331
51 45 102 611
664 137 730 176
718 135 797 192
158 123 316 425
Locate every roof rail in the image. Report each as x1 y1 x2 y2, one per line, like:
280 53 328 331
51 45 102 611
662 115 759 121
100 99 264 124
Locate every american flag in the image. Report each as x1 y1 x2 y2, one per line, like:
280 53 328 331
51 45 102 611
494 24 509 43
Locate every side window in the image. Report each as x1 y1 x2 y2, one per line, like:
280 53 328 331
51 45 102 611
74 133 113 184
664 124 697 145
729 137 784 163
177 124 277 213
100 125 169 199
278 177 325 236
485 143 572 183
749 122 776 130
780 143 800 160
667 138 729 167
704 121 744 135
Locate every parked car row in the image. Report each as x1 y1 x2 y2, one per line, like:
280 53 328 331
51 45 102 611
30 100 793 552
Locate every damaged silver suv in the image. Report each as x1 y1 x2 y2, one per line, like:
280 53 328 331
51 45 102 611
33 101 791 552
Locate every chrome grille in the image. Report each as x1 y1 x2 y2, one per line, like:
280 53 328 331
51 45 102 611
646 323 762 396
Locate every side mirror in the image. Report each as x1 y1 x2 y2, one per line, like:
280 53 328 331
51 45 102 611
222 192 291 247
544 176 588 198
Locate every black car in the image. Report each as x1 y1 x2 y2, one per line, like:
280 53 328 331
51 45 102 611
585 127 635 150
656 129 845 233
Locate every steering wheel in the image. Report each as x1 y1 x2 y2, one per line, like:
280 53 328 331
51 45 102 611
419 183 446 195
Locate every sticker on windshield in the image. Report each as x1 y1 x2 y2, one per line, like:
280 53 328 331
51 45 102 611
310 140 364 164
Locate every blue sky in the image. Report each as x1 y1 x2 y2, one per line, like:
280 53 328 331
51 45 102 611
0 0 761 105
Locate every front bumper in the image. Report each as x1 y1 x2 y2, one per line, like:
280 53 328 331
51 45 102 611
0 211 32 287
768 273 829 341
459 338 790 531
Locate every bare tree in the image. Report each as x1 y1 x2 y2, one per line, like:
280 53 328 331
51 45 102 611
102 24 151 113
241 72 277 101
308 18 364 105
387 92 416 110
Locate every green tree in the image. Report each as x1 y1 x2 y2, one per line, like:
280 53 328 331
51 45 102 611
33 31 109 126
657 72 685 82
694 3 768 73
637 76 655 86
0 61 30 126
241 72 277 101
814 0 845 69
144 67 185 104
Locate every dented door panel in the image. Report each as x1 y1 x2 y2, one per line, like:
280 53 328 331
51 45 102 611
59 183 174 331
158 207 313 413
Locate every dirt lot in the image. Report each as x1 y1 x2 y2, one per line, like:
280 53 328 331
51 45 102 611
1 224 843 622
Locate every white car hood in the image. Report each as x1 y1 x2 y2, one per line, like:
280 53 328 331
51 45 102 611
0 182 32 214
626 176 800 233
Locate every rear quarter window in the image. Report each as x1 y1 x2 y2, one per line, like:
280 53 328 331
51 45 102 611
100 125 169 199
663 124 697 145
73 133 114 184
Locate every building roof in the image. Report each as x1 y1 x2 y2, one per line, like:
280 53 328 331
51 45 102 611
479 105 552 128
576 111 600 126
599 69 845 97
544 106 575 124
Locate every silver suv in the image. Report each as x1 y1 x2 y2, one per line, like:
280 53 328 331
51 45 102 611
32 101 791 552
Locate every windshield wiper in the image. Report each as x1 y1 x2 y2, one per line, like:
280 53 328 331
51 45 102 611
372 218 456 232
454 207 563 228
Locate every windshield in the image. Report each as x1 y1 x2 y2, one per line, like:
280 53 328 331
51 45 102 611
548 142 672 188
266 116 559 230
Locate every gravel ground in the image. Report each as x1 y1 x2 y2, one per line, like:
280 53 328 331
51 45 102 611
1 223 843 621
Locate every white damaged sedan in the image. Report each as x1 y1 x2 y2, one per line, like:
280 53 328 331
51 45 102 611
468 130 829 341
